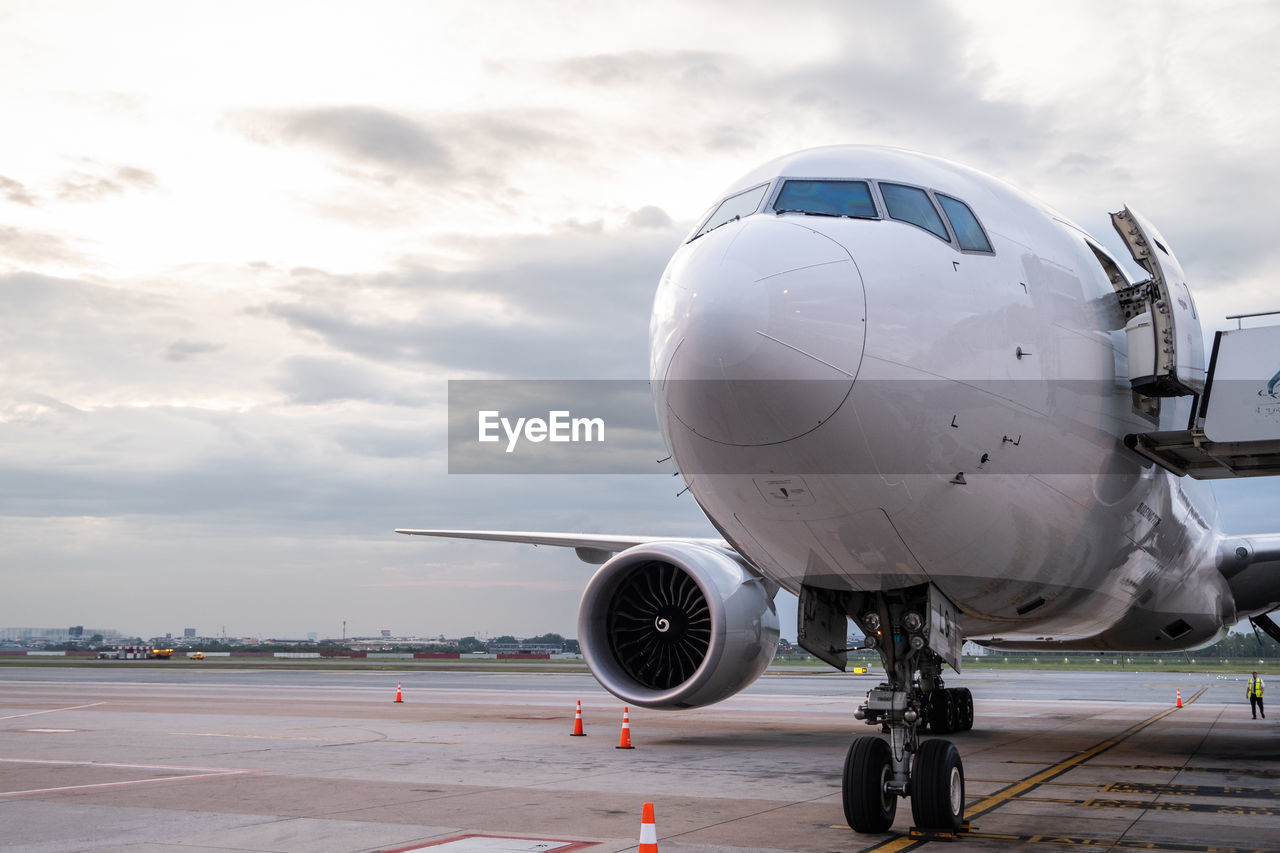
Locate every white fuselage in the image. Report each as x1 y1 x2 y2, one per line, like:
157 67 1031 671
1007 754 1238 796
650 146 1232 651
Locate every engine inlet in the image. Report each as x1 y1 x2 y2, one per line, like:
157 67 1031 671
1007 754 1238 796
608 562 712 689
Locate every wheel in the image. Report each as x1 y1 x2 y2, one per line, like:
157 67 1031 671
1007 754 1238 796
943 689 959 732
927 690 950 733
959 688 974 731
843 736 897 833
910 739 965 831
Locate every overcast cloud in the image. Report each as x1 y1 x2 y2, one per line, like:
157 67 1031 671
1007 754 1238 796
1 0 1277 640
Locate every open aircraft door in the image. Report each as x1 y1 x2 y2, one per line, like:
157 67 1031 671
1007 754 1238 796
1112 207 1206 397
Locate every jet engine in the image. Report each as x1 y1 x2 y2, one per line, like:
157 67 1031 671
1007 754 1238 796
577 540 780 709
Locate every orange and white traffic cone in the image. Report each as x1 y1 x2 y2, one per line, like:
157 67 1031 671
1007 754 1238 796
571 699 585 736
638 801 658 852
1176 688 1182 708
394 682 403 703
616 706 635 749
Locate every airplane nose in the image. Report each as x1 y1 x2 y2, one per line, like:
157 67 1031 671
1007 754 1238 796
655 217 866 446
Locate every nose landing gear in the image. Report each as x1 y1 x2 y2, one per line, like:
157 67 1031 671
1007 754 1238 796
843 678 967 833
841 585 968 835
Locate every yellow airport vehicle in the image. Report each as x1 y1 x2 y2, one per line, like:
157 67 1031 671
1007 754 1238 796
148 648 174 659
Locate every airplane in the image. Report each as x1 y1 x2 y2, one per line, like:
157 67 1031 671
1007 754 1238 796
399 145 1280 835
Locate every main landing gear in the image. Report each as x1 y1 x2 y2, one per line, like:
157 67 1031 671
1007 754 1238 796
841 587 970 835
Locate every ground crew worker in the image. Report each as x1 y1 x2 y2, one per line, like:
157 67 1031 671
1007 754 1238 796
1247 671 1265 719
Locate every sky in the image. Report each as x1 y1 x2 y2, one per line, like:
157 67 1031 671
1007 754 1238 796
2 1 1279 641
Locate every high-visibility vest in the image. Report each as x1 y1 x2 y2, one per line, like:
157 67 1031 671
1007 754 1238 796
1248 677 1264 698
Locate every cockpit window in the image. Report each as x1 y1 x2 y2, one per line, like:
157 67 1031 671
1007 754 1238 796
692 183 770 240
880 183 950 242
773 180 877 218
937 194 993 253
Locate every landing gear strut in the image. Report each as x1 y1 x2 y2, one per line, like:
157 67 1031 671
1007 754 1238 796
840 584 968 834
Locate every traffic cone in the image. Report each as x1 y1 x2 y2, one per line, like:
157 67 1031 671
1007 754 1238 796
638 801 658 852
394 682 403 703
616 706 635 749
1176 688 1182 708
571 699 585 736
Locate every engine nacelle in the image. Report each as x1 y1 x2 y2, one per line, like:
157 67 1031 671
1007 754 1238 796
577 540 779 709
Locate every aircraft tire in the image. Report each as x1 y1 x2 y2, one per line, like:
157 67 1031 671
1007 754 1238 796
927 691 950 733
959 688 974 731
843 735 897 833
944 689 959 732
910 738 965 831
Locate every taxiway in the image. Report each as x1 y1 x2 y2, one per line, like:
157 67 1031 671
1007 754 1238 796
0 666 1275 852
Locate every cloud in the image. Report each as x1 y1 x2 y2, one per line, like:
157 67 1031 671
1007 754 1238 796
0 390 676 530
232 104 593 211
0 397 422 522
56 162 158 202
260 298 599 377
252 223 677 379
0 272 192 394
273 354 426 406
277 106 452 174
0 227 84 266
356 572 585 593
626 206 672 229
551 50 730 88
164 339 224 362
0 272 290 416
0 175 35 206
334 424 431 460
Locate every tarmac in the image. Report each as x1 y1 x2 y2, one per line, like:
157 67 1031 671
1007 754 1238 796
1 665 1276 852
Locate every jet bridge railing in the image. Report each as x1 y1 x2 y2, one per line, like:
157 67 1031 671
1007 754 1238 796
1125 320 1280 479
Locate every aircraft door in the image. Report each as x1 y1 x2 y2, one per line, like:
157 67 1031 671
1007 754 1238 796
1111 207 1205 396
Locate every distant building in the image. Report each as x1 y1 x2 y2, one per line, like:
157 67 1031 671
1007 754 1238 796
489 641 565 654
0 627 122 646
184 628 196 639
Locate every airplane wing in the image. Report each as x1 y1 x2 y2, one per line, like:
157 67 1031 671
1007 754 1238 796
394 529 730 564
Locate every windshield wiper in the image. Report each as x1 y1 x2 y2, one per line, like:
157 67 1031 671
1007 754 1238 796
775 208 844 218
691 215 741 241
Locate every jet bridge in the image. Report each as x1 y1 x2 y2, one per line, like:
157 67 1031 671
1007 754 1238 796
1125 318 1280 479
